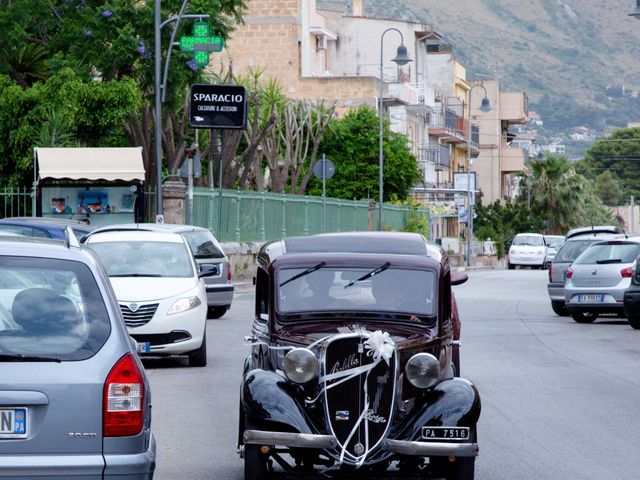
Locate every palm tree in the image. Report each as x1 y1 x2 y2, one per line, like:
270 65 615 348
0 42 48 88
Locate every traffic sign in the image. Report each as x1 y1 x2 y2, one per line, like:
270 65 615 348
313 158 335 180
180 21 223 68
189 84 248 129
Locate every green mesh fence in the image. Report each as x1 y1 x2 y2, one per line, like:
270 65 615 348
190 188 429 242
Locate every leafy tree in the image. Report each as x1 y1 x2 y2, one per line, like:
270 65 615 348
580 127 640 201
311 106 421 202
594 170 623 206
0 69 140 186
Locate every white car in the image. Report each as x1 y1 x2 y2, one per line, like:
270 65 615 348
84 229 209 366
508 233 548 270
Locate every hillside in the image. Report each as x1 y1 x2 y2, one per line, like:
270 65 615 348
318 0 640 143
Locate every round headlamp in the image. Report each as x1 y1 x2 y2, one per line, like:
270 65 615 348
405 353 440 389
283 348 318 384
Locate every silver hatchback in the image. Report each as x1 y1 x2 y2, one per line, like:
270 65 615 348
564 238 640 323
0 234 155 478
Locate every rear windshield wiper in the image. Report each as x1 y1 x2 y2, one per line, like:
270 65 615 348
280 262 325 287
109 273 163 277
0 353 61 362
344 262 391 289
596 259 622 264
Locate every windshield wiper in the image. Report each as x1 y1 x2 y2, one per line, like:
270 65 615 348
596 259 622 264
109 273 163 277
280 262 325 287
344 262 391 289
0 353 61 362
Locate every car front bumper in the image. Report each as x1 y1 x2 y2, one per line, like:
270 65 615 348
243 430 478 458
509 254 544 266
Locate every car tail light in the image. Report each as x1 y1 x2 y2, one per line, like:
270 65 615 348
103 353 145 437
226 261 232 281
621 266 634 278
548 262 552 282
566 268 573 279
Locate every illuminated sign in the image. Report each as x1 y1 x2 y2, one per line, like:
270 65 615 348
180 21 223 68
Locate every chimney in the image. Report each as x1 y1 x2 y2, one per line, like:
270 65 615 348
352 0 363 17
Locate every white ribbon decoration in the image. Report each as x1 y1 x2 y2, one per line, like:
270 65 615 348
246 330 396 470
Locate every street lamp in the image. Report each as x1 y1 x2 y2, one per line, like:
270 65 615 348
378 28 412 231
465 84 491 267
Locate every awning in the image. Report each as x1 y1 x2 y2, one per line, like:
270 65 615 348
35 147 145 182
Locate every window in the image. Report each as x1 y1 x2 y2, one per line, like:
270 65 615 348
182 230 225 259
575 242 640 265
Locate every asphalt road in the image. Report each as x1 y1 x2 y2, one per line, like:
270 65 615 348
145 269 640 480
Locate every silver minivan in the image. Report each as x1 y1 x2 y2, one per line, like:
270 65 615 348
0 234 155 478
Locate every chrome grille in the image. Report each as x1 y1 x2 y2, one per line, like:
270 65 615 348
323 334 396 461
120 303 159 327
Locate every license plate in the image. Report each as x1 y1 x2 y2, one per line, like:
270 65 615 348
578 294 604 303
0 408 27 438
137 342 151 353
422 426 469 441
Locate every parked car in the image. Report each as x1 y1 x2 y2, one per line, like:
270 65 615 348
508 233 547 269
543 235 565 269
564 237 640 323
84 227 210 366
624 264 640 329
239 232 480 479
0 231 155 478
565 225 622 239
94 224 234 319
547 231 623 316
0 216 94 240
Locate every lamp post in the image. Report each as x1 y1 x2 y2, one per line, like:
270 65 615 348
465 84 491 267
378 28 412 231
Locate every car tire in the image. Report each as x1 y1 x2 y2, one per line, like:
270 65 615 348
542 261 548 270
508 262 515 270
244 417 268 480
188 334 207 367
628 316 640 329
208 305 229 319
571 311 598 324
551 301 569 317
443 456 475 480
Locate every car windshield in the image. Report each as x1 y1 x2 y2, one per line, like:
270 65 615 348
88 240 194 277
512 235 543 246
182 230 225 259
554 240 597 263
544 236 564 249
574 242 640 265
0 256 111 360
277 266 436 317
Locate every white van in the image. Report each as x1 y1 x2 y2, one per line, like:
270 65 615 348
508 233 547 269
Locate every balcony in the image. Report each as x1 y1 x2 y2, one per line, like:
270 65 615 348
387 82 436 112
501 146 526 172
427 107 467 144
419 144 451 170
500 92 528 125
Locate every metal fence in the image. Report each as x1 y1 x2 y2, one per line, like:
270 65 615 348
186 188 429 243
0 187 33 218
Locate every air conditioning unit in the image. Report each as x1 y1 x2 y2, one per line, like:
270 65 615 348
317 35 328 50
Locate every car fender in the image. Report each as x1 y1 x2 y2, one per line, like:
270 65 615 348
240 369 312 434
399 377 481 441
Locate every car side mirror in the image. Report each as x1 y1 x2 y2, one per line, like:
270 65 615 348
451 272 468 286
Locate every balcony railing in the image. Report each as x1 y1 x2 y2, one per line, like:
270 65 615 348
419 144 451 170
427 107 469 143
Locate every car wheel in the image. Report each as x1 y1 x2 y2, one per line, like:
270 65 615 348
244 417 268 480
628 316 640 329
188 334 207 367
551 301 569 317
542 261 548 270
508 262 515 270
571 311 598 324
445 457 475 480
208 305 229 319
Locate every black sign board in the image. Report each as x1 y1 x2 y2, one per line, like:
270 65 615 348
189 84 247 130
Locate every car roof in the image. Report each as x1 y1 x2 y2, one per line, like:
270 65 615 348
565 225 622 238
89 222 213 235
0 234 95 262
544 235 564 239
259 232 445 268
514 232 543 237
84 229 185 244
564 233 625 243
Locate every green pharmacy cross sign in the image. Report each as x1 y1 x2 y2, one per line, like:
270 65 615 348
180 21 224 68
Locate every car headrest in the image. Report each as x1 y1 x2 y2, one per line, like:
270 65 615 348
12 288 77 336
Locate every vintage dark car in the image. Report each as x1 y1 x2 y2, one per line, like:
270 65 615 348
238 232 480 479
